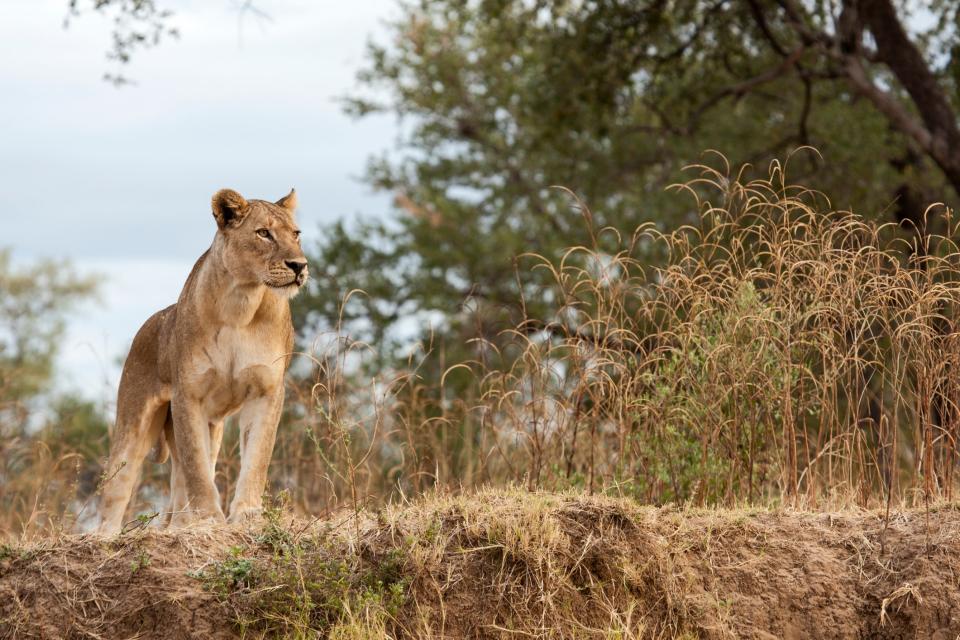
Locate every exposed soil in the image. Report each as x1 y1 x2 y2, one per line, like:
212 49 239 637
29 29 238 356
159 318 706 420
2 492 960 638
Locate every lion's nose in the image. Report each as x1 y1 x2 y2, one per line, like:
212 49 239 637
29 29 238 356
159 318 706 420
286 260 308 275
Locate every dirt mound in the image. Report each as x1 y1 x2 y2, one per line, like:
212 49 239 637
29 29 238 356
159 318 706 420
2 491 960 639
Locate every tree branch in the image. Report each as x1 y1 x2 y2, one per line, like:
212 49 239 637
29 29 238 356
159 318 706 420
858 0 960 184
842 55 934 153
747 0 789 57
687 46 805 133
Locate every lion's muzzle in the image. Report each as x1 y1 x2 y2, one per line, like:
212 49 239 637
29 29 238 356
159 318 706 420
286 260 308 287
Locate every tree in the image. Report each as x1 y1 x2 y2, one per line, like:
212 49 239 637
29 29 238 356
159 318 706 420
65 0 178 84
0 249 98 432
292 0 960 370
0 251 106 532
65 0 266 85
72 1 960 366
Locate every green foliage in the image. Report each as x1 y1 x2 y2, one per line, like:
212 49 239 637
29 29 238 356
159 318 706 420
37 395 111 495
130 549 151 573
41 395 110 456
0 252 108 536
256 490 295 553
190 545 255 596
0 543 16 562
632 282 787 503
297 0 958 375
192 497 409 637
0 249 98 429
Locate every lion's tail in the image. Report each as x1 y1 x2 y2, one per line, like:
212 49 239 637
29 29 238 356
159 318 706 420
152 403 173 464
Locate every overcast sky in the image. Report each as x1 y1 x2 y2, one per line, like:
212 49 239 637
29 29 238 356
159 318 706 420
0 0 399 402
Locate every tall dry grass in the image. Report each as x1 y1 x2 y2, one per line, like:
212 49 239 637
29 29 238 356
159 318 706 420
286 155 960 512
4 155 960 539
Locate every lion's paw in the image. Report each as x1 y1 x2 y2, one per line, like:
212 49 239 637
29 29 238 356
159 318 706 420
227 506 264 525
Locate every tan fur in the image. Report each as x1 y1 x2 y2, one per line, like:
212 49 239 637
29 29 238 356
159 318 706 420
97 188 308 535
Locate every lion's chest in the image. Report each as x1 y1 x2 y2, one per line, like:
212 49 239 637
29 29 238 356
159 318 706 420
185 326 286 420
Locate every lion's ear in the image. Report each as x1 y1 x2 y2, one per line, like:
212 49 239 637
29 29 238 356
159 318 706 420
212 189 249 229
275 188 297 212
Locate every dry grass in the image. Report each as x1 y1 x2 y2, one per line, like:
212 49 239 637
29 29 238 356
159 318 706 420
273 153 960 516
4 488 960 639
5 153 960 537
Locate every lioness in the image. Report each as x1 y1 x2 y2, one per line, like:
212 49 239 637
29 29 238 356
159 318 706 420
97 188 308 534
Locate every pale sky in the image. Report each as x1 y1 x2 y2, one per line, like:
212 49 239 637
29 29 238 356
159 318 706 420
0 0 399 403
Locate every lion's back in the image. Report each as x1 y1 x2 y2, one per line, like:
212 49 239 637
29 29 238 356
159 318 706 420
122 303 178 390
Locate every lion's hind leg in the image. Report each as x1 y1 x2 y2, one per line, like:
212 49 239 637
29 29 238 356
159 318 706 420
162 407 182 527
97 390 166 535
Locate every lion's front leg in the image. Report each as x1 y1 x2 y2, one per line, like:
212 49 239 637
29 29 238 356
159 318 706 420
165 419 224 526
169 395 225 526
228 389 284 523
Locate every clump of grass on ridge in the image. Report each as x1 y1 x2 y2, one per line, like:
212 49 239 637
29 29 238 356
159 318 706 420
190 492 408 638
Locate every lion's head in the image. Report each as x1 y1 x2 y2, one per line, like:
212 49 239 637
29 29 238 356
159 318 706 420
210 188 309 297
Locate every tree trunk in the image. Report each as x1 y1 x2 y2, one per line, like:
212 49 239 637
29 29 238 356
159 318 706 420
855 0 960 194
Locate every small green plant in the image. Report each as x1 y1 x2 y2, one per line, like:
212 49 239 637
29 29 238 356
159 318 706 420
0 543 16 562
130 549 150 574
256 490 294 554
120 511 159 535
189 546 254 596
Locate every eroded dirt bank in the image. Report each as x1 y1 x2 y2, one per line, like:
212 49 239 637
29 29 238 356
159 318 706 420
2 491 959 639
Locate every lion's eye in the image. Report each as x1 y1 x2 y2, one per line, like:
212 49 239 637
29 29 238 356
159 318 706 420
293 230 302 241
256 229 271 239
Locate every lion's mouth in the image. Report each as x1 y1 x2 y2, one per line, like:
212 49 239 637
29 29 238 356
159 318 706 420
264 265 308 292
266 273 308 290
